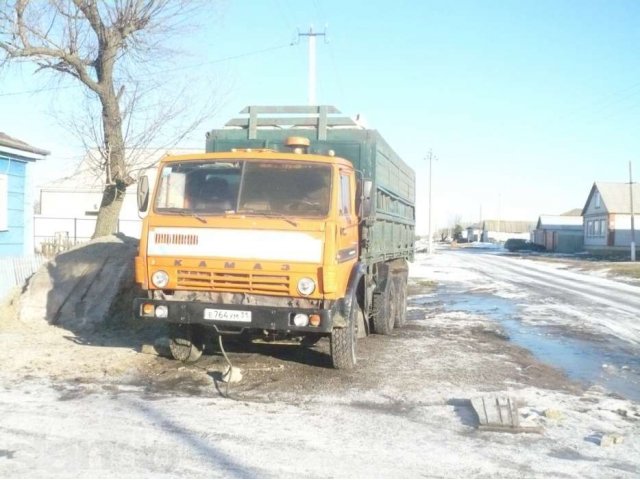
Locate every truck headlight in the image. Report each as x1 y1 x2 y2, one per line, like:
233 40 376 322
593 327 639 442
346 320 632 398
151 270 169 288
297 277 315 296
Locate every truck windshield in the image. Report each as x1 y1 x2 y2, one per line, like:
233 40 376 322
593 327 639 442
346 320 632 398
154 160 331 217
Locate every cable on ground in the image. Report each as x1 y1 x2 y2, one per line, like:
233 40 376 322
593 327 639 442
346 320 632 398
218 334 233 398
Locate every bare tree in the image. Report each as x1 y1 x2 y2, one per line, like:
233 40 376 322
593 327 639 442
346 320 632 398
0 0 214 237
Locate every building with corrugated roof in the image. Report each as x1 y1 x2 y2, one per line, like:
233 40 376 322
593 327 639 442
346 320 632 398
532 211 583 253
474 219 535 243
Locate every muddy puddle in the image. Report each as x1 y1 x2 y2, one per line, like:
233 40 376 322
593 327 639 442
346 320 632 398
430 288 640 401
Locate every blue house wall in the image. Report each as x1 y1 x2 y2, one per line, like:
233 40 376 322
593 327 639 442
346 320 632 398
0 154 28 256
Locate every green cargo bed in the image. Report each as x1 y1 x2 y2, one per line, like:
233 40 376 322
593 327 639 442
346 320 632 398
206 106 415 265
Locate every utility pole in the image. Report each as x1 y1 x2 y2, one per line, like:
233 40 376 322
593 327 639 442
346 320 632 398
497 194 502 236
478 204 483 243
427 150 436 254
630 161 636 261
297 27 326 105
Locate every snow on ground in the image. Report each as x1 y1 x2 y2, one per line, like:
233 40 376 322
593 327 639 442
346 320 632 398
0 247 639 477
2 362 639 478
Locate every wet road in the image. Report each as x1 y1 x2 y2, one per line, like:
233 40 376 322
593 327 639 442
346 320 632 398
435 248 640 400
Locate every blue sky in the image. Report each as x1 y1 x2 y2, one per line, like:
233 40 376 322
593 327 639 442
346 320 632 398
1 0 639 233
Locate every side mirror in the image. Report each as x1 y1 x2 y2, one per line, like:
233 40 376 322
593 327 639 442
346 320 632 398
360 179 373 218
137 175 149 212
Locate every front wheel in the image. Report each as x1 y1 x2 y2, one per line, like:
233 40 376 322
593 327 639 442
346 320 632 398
330 293 358 370
169 324 205 363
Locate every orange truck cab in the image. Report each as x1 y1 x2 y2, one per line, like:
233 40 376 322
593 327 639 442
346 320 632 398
134 106 415 369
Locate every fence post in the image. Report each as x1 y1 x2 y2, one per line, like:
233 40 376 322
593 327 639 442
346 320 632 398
74 217 77 244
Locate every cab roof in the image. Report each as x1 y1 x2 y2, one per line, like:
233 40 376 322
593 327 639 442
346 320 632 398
159 150 354 168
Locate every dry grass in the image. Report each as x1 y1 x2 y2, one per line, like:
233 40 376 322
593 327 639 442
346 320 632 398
528 254 640 281
603 263 640 279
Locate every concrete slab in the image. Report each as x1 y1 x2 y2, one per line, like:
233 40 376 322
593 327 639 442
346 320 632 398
471 396 543 434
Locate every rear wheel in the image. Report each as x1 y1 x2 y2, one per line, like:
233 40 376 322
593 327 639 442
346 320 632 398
371 278 394 335
169 324 205 363
331 291 358 370
394 275 408 328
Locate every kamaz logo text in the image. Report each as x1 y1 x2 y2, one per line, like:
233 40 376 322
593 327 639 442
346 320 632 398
173 259 290 271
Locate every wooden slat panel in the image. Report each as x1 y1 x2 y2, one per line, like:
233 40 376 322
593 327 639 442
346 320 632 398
238 106 340 114
225 117 357 127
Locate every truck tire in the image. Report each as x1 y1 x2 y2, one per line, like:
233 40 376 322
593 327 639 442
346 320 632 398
394 275 408 328
330 291 358 369
371 278 394 335
169 324 204 363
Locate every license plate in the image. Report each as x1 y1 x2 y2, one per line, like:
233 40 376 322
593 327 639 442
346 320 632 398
204 308 252 322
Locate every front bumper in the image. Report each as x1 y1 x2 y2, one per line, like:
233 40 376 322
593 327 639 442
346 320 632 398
133 298 334 334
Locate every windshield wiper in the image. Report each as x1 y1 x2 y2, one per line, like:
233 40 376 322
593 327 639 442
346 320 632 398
159 208 208 224
240 210 298 227
179 210 208 224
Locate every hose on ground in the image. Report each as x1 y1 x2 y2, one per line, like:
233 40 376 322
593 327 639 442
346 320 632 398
218 334 232 398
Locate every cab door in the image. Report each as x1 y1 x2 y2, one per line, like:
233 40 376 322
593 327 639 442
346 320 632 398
335 169 359 294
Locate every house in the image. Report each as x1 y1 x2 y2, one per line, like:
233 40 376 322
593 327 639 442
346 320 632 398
34 148 198 251
478 219 534 243
532 209 583 253
0 132 49 255
582 182 640 254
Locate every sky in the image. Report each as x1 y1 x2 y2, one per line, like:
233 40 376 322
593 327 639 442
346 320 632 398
1 0 639 234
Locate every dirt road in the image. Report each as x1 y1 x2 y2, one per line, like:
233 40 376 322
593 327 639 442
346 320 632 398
0 249 639 477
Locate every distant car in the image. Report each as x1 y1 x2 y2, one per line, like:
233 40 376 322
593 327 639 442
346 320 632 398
504 238 546 252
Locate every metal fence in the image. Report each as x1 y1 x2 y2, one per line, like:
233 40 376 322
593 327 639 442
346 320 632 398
0 254 47 301
33 216 141 256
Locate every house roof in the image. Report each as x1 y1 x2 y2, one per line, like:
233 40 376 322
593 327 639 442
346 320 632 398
40 148 200 190
561 208 583 216
536 215 583 230
0 132 50 157
582 182 640 215
482 220 535 233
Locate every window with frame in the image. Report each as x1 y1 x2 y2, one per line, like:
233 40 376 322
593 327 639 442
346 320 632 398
0 174 7 231
339 173 351 216
586 219 607 238
594 192 601 209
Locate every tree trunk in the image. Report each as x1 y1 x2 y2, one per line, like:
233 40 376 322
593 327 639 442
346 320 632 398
92 62 130 238
93 184 127 238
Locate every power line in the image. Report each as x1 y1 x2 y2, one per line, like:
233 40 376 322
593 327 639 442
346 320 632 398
556 80 640 122
272 0 295 31
0 42 292 97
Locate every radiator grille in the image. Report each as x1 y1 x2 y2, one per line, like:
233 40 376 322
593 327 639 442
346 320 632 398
155 233 199 245
177 269 290 294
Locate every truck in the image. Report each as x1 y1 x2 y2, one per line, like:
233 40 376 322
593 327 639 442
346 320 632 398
134 106 415 369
